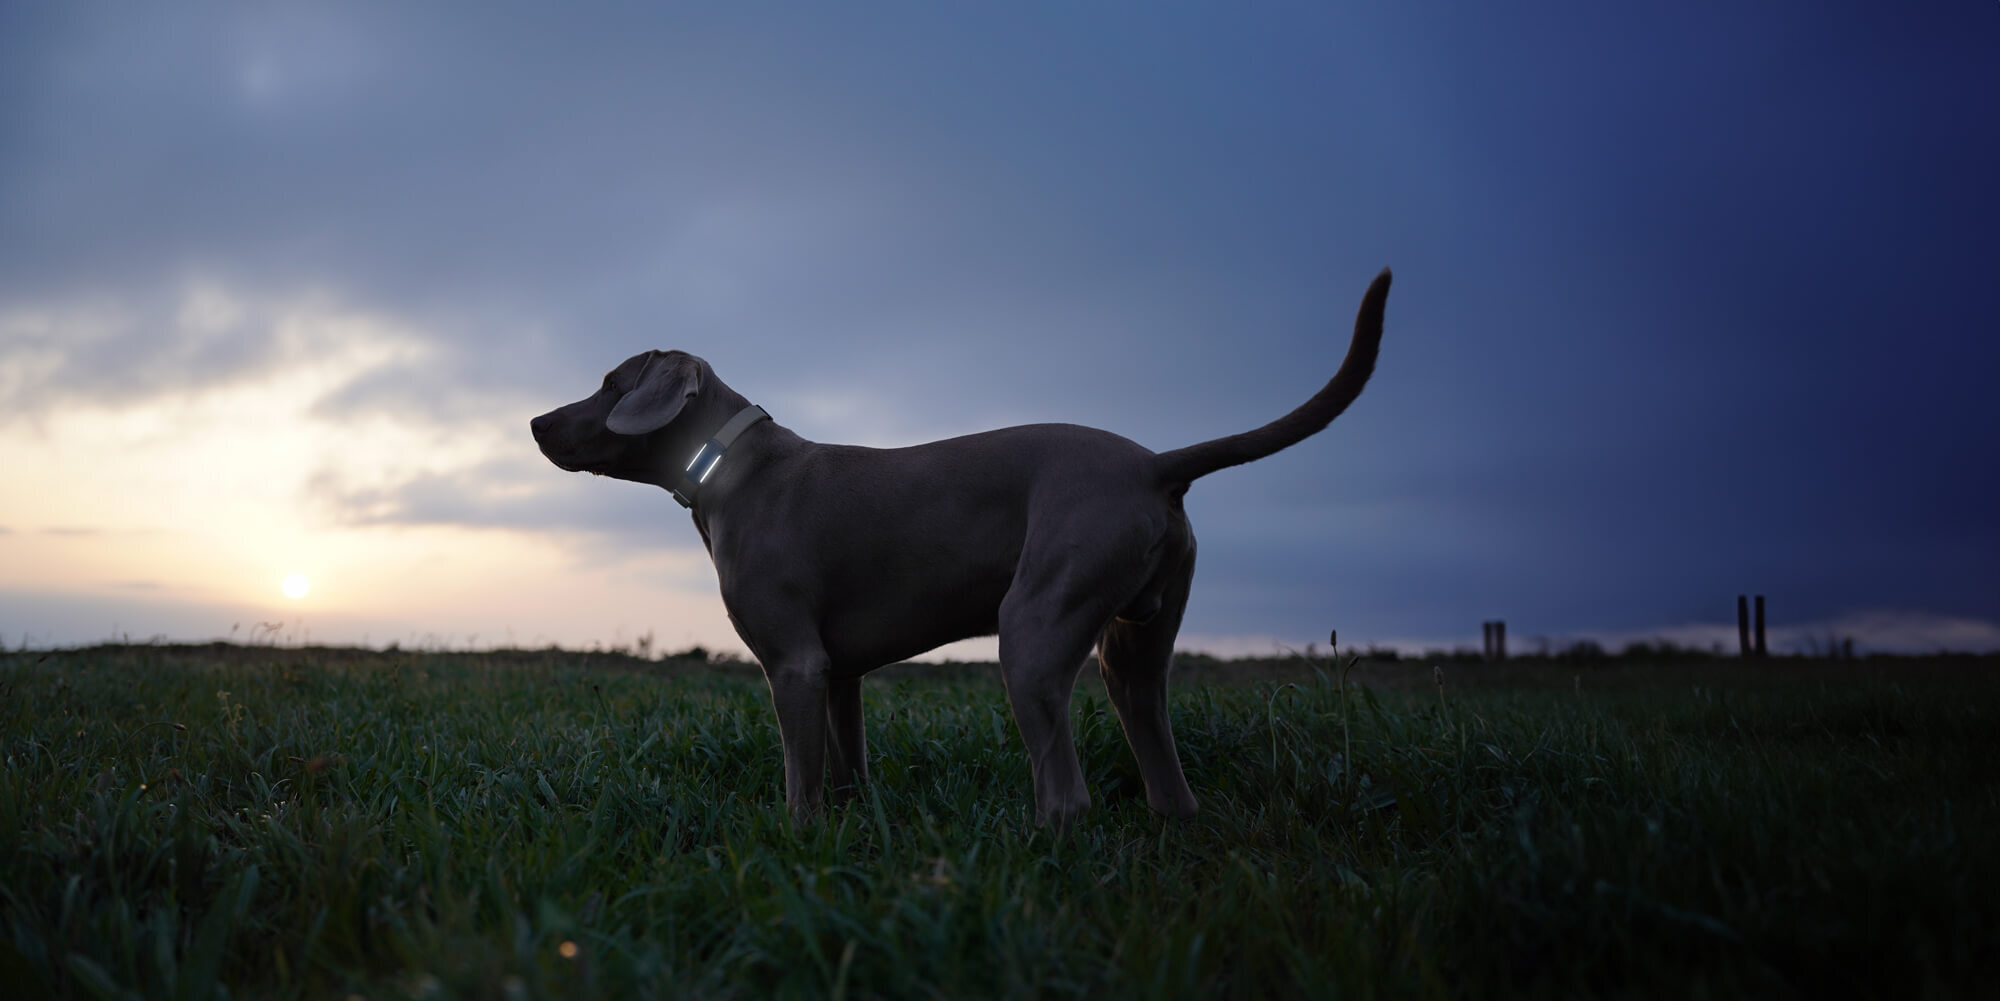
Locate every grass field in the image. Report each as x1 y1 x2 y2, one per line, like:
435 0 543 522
3 644 1995 999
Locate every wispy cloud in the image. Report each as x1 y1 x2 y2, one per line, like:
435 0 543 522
303 457 681 548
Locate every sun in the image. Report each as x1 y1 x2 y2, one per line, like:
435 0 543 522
280 573 311 600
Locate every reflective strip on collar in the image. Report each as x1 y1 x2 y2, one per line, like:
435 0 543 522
671 404 770 508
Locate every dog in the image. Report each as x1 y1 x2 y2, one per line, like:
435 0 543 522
531 269 1391 828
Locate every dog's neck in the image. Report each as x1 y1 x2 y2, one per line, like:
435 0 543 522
668 402 771 509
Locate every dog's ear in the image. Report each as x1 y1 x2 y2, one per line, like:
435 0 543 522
606 352 702 435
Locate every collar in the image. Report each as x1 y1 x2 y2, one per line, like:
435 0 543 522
671 404 771 509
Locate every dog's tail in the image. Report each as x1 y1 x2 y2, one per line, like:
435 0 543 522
1154 268 1392 486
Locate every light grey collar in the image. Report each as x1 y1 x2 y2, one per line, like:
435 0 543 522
671 404 770 509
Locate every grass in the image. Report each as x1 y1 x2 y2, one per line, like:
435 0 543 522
3 644 1995 999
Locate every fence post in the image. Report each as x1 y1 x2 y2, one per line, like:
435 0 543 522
1737 595 1751 656
1754 595 1767 657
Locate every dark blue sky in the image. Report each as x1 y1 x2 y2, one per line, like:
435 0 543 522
2 2 1996 654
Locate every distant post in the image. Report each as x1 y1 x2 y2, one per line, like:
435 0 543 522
1737 595 1751 657
1754 594 1767 657
1737 594 1769 658
1481 620 1507 661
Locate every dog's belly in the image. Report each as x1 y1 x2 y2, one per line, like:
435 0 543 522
818 550 1015 674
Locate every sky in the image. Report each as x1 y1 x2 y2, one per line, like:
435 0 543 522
3 2 1997 659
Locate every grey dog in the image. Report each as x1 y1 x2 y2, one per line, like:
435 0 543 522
531 269 1391 828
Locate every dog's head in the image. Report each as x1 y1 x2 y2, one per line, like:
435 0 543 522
530 349 709 484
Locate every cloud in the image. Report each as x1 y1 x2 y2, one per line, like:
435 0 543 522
0 280 447 431
305 456 653 532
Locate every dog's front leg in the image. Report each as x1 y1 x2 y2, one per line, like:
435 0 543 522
762 660 831 824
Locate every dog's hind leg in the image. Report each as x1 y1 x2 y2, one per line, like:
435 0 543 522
1098 548 1199 819
997 599 1103 831
825 675 867 803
